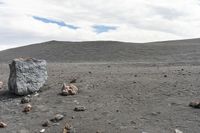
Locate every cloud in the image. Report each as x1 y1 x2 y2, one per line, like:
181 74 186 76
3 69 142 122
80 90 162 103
0 0 200 50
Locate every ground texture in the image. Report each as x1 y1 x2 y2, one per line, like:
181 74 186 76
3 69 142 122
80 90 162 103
1 63 200 133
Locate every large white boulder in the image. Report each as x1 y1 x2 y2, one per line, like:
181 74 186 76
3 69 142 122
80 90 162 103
8 58 48 96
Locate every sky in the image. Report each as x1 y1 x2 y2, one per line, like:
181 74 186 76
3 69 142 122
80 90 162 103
1 0 200 50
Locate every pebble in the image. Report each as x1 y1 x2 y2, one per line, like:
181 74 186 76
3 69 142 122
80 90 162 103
74 106 86 112
42 120 51 127
189 100 200 108
0 81 3 89
70 78 77 83
33 92 39 97
21 96 31 104
23 104 32 112
61 83 78 96
0 122 7 128
50 114 64 122
40 129 45 133
175 129 183 133
63 122 76 133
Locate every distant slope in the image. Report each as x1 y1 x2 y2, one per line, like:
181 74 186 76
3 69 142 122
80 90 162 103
1 39 200 63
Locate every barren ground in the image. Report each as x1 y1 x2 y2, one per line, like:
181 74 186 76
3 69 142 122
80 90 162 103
1 62 200 133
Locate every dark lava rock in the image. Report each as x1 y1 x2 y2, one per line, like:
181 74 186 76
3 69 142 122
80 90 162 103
8 58 48 96
0 122 7 128
74 106 86 112
70 78 77 83
42 120 51 127
189 100 200 108
50 114 64 122
21 95 31 104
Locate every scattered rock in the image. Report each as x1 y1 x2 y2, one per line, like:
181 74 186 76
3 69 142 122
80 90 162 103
50 114 64 122
52 123 60 126
8 58 48 96
0 122 7 128
63 122 76 133
42 120 51 127
23 104 32 113
189 100 200 108
21 96 31 104
40 129 45 133
61 83 78 96
96 130 102 133
70 78 77 83
33 92 39 97
174 129 183 133
0 81 3 89
74 106 86 112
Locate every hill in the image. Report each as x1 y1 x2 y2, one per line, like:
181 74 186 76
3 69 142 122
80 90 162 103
0 39 200 63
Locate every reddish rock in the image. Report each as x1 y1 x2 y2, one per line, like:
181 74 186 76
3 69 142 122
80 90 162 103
61 83 78 96
23 104 32 112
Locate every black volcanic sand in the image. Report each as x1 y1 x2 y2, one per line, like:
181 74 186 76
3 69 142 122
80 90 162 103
1 63 200 133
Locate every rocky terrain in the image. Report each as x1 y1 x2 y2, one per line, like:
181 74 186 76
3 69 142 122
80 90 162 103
1 39 200 133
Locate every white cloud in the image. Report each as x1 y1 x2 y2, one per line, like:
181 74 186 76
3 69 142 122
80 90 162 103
1 0 200 50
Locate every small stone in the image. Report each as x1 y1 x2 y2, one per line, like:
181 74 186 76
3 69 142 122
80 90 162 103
42 120 51 127
63 122 75 133
21 96 31 104
189 100 200 108
96 130 102 133
33 92 39 97
74 106 86 112
70 78 77 83
0 81 3 89
0 122 7 128
61 83 78 96
164 75 167 77
23 104 32 112
50 114 64 122
52 123 60 126
40 129 45 133
174 129 183 133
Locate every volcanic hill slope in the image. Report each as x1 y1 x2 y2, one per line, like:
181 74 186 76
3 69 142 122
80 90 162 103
1 39 200 133
0 39 200 63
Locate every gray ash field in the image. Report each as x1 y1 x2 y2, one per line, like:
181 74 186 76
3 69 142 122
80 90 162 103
1 39 200 133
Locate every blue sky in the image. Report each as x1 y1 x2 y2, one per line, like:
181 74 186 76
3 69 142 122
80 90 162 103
32 16 117 33
32 16 79 30
1 0 200 50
